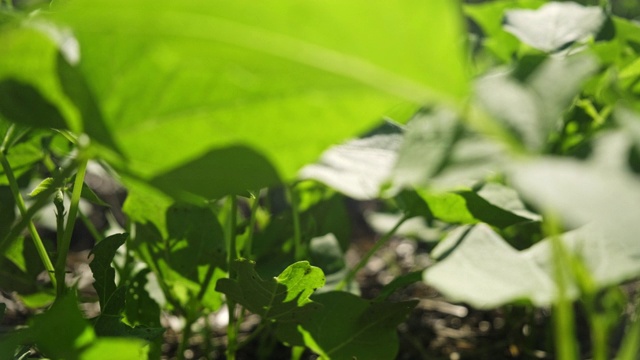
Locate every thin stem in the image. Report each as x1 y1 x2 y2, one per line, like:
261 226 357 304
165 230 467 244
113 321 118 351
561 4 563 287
226 195 239 360
54 156 89 297
77 208 103 244
0 145 56 287
243 191 260 260
545 215 579 360
177 319 193 360
288 185 304 261
336 214 410 291
0 161 76 256
227 196 239 266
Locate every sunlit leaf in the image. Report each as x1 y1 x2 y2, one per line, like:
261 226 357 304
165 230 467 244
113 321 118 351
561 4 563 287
504 2 606 52
216 259 325 322
50 0 469 199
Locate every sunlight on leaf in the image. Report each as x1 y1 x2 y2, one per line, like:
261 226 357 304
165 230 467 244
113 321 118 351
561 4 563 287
216 259 325 322
504 2 606 52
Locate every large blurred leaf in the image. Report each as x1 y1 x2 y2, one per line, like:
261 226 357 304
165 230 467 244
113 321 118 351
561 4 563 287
24 292 147 359
464 0 544 62
424 224 556 308
0 24 78 130
504 2 606 52
390 108 461 191
216 259 325 322
299 122 403 200
51 0 469 198
475 53 598 151
297 291 417 360
510 153 640 288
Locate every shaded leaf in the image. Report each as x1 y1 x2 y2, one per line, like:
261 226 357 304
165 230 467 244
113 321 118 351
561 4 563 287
132 203 227 313
0 24 79 131
80 182 110 207
124 269 162 327
299 291 417 360
216 259 325 322
149 145 280 201
89 233 127 313
0 79 67 129
55 52 121 153
0 187 15 241
504 2 606 52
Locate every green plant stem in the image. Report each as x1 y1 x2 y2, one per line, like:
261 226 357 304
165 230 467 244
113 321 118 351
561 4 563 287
226 195 239 360
77 208 103 244
0 167 73 256
177 319 193 360
288 185 304 261
54 156 89 297
616 292 640 360
0 144 57 287
545 215 578 360
590 316 608 360
336 214 409 291
243 191 260 259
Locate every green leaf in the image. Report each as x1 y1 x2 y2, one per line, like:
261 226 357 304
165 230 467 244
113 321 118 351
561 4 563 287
390 108 460 191
475 53 598 151
503 2 606 52
132 203 227 313
19 291 150 359
149 145 280 201
51 0 469 199
29 177 54 197
417 182 540 228
309 233 346 279
80 182 110 207
464 0 544 61
0 23 79 131
0 79 68 129
424 224 556 308
510 155 640 289
299 121 403 200
0 131 45 185
0 186 15 241
124 269 161 327
298 291 417 360
55 52 121 153
0 235 47 294
87 234 162 341
89 233 127 314
79 338 148 360
29 291 97 358
215 259 325 322
0 302 5 322
376 271 423 301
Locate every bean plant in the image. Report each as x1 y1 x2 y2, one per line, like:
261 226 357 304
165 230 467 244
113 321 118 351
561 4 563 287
1 0 640 359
